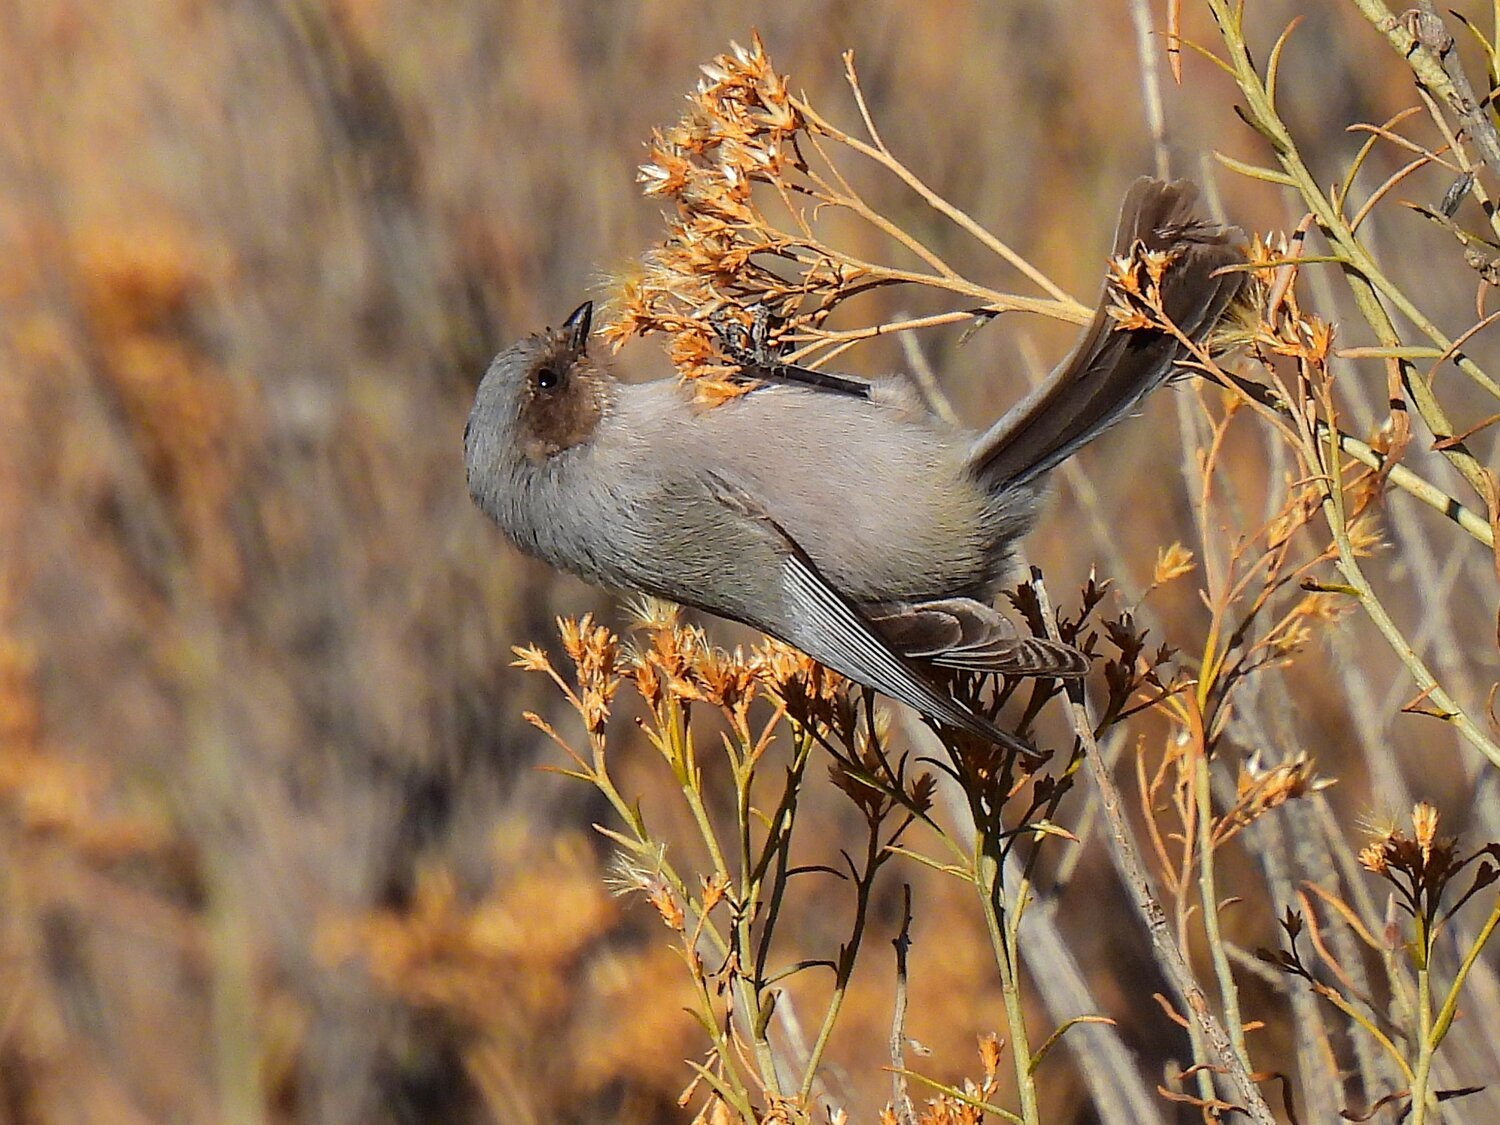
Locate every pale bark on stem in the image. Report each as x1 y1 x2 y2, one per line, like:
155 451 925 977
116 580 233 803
1031 569 1278 1125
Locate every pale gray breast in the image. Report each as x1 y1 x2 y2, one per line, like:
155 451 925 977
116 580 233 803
612 378 998 603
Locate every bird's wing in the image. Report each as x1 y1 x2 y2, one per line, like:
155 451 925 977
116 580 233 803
866 598 1089 677
702 473 1034 751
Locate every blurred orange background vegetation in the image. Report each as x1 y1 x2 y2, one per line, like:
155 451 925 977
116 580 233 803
2 1 1498 1122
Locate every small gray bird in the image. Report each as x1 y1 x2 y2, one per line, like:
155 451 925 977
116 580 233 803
465 178 1245 746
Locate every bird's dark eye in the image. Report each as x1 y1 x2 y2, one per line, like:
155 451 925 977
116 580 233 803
534 366 561 391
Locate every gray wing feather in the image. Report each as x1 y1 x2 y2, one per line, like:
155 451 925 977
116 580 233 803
867 598 1090 676
779 553 1034 751
699 469 1037 751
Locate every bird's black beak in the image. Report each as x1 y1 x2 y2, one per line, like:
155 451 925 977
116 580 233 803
563 301 593 352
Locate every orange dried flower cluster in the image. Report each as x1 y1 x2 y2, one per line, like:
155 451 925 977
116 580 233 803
689 1092 807 1125
1359 802 1455 882
605 30 1110 413
605 35 807 398
1220 749 1334 839
1152 541 1197 586
1243 234 1336 372
605 846 685 932
1359 803 1500 932
603 34 881 406
1244 585 1351 672
1105 243 1179 333
877 1034 1006 1125
1108 231 1267 359
826 719 937 823
515 604 850 747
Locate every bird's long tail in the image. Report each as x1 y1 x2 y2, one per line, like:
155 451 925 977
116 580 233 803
966 178 1247 491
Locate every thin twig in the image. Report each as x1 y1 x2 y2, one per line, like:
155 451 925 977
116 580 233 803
1031 568 1278 1125
1219 372 1494 548
1356 0 1500 219
889 883 917 1125
1127 0 1172 179
793 95 1086 311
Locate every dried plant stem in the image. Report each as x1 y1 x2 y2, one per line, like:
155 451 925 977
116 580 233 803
1432 896 1500 1042
1317 423 1500 767
1343 264 1495 491
204 850 265 1125
751 729 814 983
1411 964 1437 1125
890 1070 1024 1125
1206 0 1500 505
1172 303 1500 770
895 320 962 427
791 309 997 365
889 884 916 1125
1351 0 1500 242
1312 969 1415 1081
837 719 1045 1123
796 824 886 1104
974 842 1041 1125
773 255 1084 367
923 711 1162 1124
557 706 772 1109
797 146 964 282
664 706 785 1095
1127 0 1172 179
1325 418 1493 549
1031 570 1278 1125
1006 852 1167 1124
791 91 1087 314
1193 744 1249 1063
1252 380 1497 764
1409 68 1500 246
171 615 267 1125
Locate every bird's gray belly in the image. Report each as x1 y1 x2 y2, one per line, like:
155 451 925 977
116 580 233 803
656 385 999 602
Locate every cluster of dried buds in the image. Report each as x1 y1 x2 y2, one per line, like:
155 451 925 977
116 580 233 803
602 34 823 403
512 600 853 747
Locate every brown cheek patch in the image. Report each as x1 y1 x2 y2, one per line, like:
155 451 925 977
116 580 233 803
520 370 603 461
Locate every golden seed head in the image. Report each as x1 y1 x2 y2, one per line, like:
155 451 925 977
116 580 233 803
1412 801 1439 857
1233 751 1336 827
1152 541 1196 585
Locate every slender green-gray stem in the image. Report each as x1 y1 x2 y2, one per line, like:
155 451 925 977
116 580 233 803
1032 570 1278 1125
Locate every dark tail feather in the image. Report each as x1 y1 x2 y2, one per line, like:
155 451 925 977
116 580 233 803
967 178 1247 491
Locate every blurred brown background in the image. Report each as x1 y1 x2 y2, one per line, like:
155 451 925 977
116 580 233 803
2 1 1498 1122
